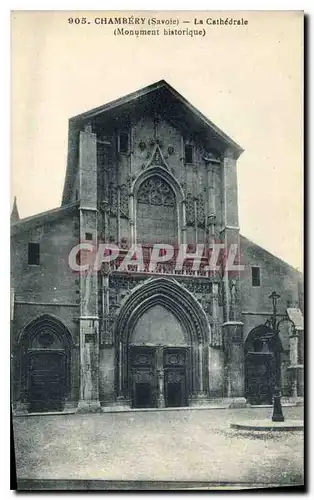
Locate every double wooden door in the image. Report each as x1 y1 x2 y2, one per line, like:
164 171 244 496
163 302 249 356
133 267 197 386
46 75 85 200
245 352 276 405
129 346 189 409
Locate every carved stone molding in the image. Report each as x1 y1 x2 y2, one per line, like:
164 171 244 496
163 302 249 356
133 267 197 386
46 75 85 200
127 174 136 189
108 184 118 217
186 193 195 226
197 194 205 228
99 198 110 213
143 143 169 171
207 214 217 226
109 275 146 290
114 277 210 345
185 192 205 228
180 280 213 294
119 184 129 219
210 320 222 347
101 313 116 346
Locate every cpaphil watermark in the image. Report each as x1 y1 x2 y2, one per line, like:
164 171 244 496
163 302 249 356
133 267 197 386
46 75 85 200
68 242 244 276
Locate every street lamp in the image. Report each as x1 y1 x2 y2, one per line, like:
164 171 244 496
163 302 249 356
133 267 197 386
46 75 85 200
267 291 285 422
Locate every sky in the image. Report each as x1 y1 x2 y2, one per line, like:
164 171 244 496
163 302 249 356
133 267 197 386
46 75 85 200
11 10 303 270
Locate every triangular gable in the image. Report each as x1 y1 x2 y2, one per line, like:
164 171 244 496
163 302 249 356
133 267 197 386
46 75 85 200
69 80 243 156
145 143 169 170
62 80 244 206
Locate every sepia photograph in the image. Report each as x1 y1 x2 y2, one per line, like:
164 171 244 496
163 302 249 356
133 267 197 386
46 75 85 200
10 9 304 491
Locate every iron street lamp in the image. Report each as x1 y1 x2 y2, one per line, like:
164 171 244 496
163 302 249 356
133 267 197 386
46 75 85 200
267 291 285 422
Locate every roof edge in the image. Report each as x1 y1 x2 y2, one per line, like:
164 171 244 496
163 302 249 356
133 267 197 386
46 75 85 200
240 234 303 277
11 202 79 234
69 79 244 157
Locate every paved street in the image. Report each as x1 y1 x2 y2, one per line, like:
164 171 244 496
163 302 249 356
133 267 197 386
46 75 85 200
13 406 304 488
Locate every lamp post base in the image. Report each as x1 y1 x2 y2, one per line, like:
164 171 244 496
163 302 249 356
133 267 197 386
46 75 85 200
272 394 285 422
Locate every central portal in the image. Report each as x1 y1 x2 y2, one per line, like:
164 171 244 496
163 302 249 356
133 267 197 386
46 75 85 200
129 346 189 409
114 278 210 410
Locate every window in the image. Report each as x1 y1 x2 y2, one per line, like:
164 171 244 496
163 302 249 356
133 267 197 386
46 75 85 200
137 176 177 246
184 144 193 164
251 266 261 287
28 243 40 265
85 232 93 241
118 132 129 154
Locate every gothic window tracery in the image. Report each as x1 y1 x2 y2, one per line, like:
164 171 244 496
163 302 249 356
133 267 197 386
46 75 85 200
185 193 205 228
186 193 195 226
136 175 177 245
197 194 205 228
137 176 176 207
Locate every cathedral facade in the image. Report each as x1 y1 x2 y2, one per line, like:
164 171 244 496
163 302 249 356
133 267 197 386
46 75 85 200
11 81 303 414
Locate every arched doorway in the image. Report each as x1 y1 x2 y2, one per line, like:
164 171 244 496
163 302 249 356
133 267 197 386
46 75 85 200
18 315 72 412
244 325 282 405
129 304 190 408
114 278 210 409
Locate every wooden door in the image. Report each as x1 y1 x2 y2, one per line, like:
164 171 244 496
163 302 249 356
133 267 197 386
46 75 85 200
164 369 187 407
245 352 275 405
129 347 157 408
28 351 65 412
164 348 188 408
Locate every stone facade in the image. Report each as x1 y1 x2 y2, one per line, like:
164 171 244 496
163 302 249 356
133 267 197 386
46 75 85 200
11 81 303 413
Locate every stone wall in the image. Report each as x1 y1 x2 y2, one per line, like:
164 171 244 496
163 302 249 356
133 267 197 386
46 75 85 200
95 115 223 248
11 213 80 405
240 235 303 396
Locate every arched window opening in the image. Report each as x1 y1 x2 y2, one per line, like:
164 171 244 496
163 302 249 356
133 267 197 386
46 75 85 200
136 175 177 246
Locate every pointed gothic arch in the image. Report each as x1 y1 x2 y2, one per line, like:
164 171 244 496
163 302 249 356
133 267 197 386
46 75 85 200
114 277 211 404
17 314 73 412
130 165 185 246
17 313 73 347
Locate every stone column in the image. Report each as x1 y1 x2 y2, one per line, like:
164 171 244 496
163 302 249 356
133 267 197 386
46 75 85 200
129 192 135 245
288 324 300 399
289 329 299 366
211 283 222 347
157 369 165 408
207 346 224 398
205 160 217 235
114 341 130 409
182 199 187 245
157 346 165 408
222 321 246 407
205 160 218 281
190 344 208 406
219 148 245 407
220 148 242 322
100 274 110 345
77 128 101 413
100 200 109 243
78 317 101 412
117 187 121 243
297 329 304 397
198 344 204 393
193 197 198 245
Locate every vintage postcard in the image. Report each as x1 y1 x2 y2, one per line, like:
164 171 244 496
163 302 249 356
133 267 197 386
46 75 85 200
11 10 304 490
